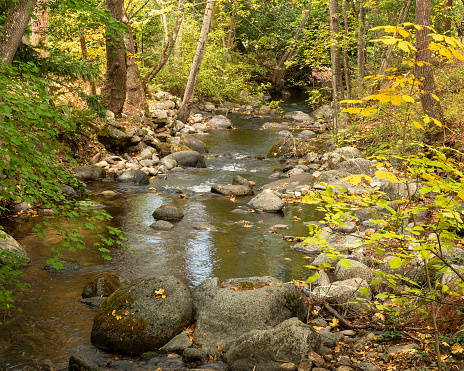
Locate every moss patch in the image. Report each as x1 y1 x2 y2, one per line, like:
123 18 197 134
95 286 148 335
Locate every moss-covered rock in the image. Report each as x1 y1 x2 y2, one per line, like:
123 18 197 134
82 272 121 298
91 276 193 355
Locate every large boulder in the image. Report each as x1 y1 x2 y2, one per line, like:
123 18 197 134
192 277 308 348
211 184 254 196
152 205 184 221
285 111 312 122
312 278 371 312
248 190 285 213
74 166 106 181
82 272 121 298
163 150 206 168
260 173 315 192
0 230 30 265
206 115 233 129
333 158 376 175
180 135 208 154
91 276 193 354
224 317 321 371
116 170 150 185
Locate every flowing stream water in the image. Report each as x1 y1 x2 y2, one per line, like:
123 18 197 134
0 92 323 370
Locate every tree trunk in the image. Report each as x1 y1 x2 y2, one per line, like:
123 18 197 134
342 0 351 100
444 0 453 32
79 34 97 95
415 0 447 145
377 0 413 77
356 0 366 86
102 0 127 115
0 0 38 64
226 1 236 50
158 0 170 72
270 2 312 90
330 0 344 126
31 0 48 57
142 0 185 94
177 0 214 123
123 12 148 112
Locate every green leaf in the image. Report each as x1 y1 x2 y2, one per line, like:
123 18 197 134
389 257 402 269
338 259 353 269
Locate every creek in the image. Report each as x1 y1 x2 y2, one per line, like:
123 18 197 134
0 92 323 370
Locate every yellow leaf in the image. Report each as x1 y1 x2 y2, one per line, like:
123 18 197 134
432 118 442 127
397 29 409 38
452 343 464 354
397 41 411 52
329 317 339 327
386 172 398 183
412 121 425 130
431 34 444 42
451 48 464 60
154 289 165 295
360 107 376 116
431 94 440 101
116 315 122 320
161 295 166 299
423 116 431 124
390 95 403 106
402 95 415 103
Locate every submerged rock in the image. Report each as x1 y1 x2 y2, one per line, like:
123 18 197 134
211 184 253 196
152 205 184 221
74 165 106 181
82 272 121 299
116 169 150 185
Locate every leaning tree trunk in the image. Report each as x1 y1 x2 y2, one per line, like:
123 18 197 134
177 0 214 123
0 0 38 64
79 33 97 95
102 0 127 116
123 12 148 112
271 2 312 90
329 0 345 129
142 0 185 95
226 1 236 51
342 0 351 100
415 0 447 145
356 0 366 87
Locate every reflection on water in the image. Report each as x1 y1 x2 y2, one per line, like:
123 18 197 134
0 98 322 369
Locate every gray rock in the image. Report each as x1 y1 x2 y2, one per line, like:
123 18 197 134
207 115 233 129
0 230 30 265
192 222 217 231
312 104 333 119
333 158 375 175
91 276 193 355
211 184 254 196
150 220 175 230
82 272 121 298
260 173 315 192
152 205 184 221
224 318 321 371
312 278 371 312
74 165 106 181
248 190 285 213
13 201 31 212
318 330 344 348
333 146 363 159
140 159 155 167
180 135 208 154
137 148 155 161
262 122 290 131
69 355 104 371
232 175 253 187
60 184 78 197
380 181 422 201
338 222 357 234
43 258 83 273
182 348 208 367
116 170 150 185
334 260 374 283
192 277 307 348
285 111 312 122
163 150 207 168
298 130 317 141
159 157 178 170
160 331 192 354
